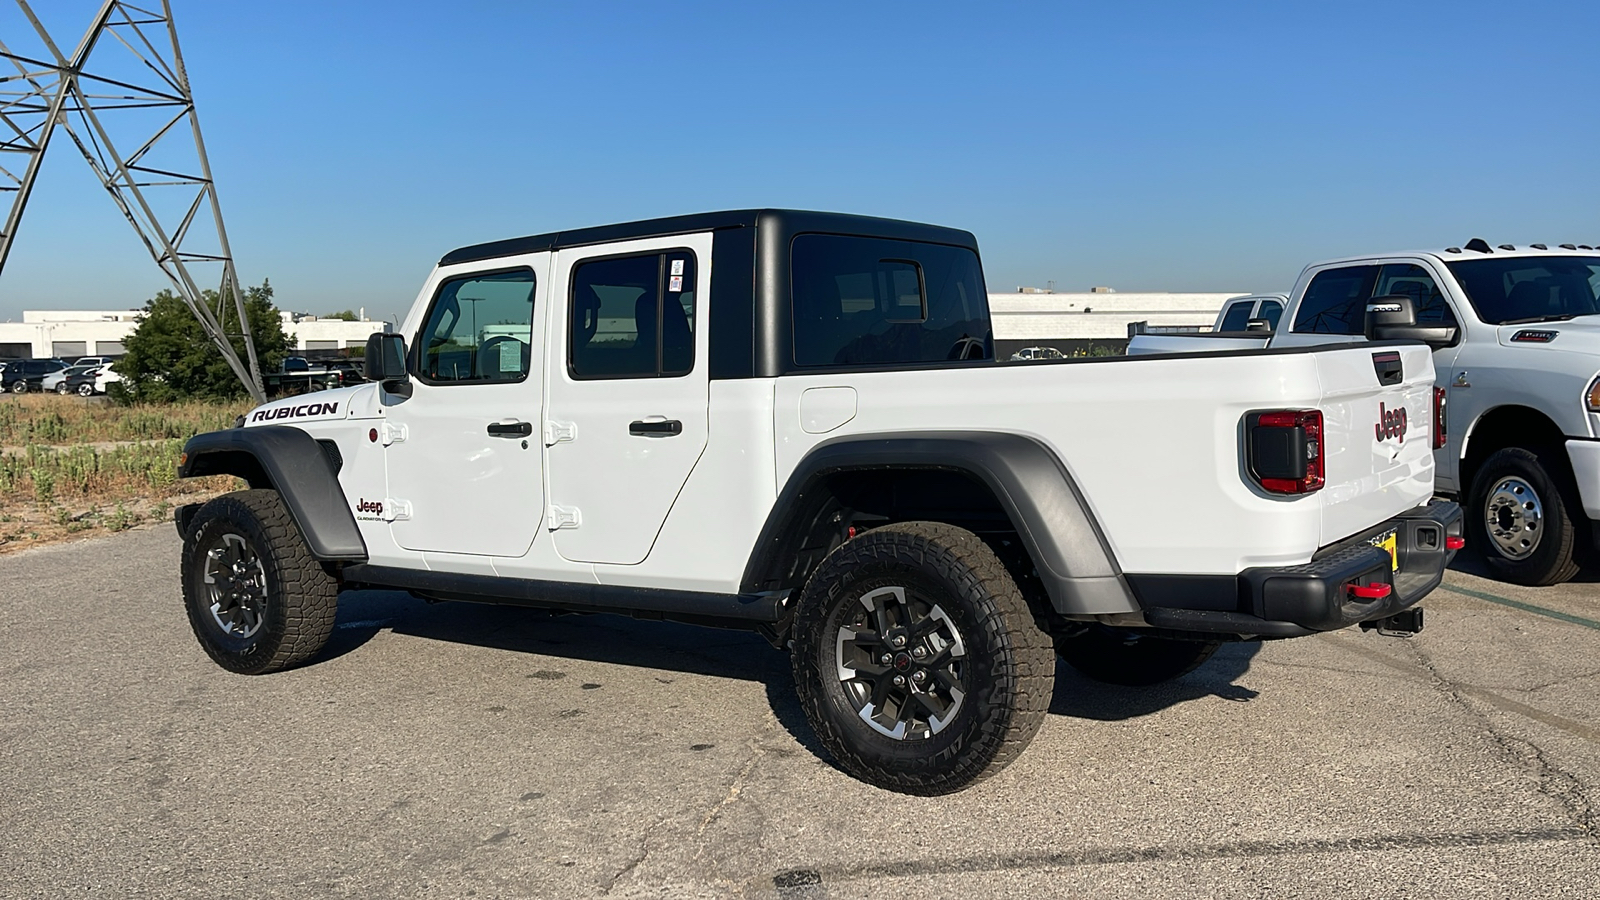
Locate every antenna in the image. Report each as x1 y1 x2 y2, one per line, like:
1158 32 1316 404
0 1 266 402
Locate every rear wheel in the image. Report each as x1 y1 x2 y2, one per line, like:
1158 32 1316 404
10 380 26 394
77 382 94 396
791 521 1053 795
1055 626 1221 686
1468 447 1581 586
181 490 338 674
55 382 70 395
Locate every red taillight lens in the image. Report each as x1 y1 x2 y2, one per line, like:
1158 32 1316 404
1248 409 1325 495
1433 387 1447 450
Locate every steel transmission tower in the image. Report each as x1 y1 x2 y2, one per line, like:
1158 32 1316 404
0 1 265 402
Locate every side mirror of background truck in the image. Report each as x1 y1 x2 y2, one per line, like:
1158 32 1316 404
1365 294 1458 349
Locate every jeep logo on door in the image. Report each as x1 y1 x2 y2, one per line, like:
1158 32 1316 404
355 498 383 520
1375 402 1407 443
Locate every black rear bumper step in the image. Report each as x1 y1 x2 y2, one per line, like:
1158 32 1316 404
1134 500 1463 637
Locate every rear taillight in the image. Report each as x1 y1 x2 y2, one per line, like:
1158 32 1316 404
1433 387 1447 450
1247 410 1325 495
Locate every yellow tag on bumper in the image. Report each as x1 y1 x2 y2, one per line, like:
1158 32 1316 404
1371 530 1398 571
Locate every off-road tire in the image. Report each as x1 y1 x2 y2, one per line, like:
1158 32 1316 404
181 489 339 674
1468 447 1582 587
1054 626 1221 686
790 521 1054 795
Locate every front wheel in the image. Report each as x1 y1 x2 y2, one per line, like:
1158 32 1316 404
1054 626 1220 686
1468 447 1581 586
55 382 70 395
790 521 1054 795
10 380 26 394
77 383 94 396
181 490 339 674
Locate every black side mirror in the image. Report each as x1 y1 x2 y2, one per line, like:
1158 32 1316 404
1365 294 1457 349
365 333 412 398
1245 317 1273 333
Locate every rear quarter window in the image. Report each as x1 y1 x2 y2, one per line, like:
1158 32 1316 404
791 235 991 367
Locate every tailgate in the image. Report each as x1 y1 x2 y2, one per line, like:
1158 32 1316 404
1315 344 1437 546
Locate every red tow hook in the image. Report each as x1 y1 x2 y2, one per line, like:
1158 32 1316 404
1347 582 1393 600
1445 536 1466 550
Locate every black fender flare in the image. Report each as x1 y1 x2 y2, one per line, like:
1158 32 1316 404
742 431 1139 616
179 425 367 562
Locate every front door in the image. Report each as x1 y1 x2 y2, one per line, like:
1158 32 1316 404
383 257 549 557
543 234 712 565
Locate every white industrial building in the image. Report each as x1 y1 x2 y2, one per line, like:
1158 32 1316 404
3 291 1240 362
988 289 1246 356
0 309 391 360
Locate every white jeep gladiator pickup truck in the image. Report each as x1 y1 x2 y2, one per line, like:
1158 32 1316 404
175 210 1461 794
1132 239 1600 586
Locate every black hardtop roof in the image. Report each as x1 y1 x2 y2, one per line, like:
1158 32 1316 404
438 208 979 267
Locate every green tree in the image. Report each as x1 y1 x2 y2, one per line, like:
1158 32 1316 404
324 310 357 321
110 280 292 403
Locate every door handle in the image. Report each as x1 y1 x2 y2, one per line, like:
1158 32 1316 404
629 419 683 436
487 421 533 437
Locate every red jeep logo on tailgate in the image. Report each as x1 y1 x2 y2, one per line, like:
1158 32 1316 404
1375 402 1407 443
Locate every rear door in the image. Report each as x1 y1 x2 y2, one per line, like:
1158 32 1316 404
543 233 713 565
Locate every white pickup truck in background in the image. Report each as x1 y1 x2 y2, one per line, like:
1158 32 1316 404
1131 240 1600 585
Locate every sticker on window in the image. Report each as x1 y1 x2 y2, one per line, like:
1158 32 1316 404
671 259 685 276
669 275 683 292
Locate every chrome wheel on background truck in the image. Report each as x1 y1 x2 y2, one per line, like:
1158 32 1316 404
1469 447 1582 587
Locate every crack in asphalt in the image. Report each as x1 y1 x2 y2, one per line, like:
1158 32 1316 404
699 716 777 836
600 831 653 895
1399 638 1600 844
768 826 1589 888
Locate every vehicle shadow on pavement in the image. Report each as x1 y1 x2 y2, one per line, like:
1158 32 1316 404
1447 550 1600 583
322 588 787 682
324 590 1266 757
1048 641 1262 721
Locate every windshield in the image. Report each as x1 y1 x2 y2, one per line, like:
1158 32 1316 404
1446 257 1600 324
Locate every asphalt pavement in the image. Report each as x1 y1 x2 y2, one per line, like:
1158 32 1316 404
2 525 1597 899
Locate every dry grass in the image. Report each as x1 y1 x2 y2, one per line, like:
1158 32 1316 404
0 396 250 553
0 394 249 445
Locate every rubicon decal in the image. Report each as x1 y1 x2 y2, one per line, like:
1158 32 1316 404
1375 401 1407 443
251 401 339 422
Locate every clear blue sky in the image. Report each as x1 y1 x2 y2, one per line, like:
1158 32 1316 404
1 0 1596 322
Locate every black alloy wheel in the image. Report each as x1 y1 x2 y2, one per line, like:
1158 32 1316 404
791 521 1053 795
181 490 339 674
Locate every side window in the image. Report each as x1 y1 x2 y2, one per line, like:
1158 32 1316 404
1217 301 1254 332
1257 300 1284 330
792 234 990 367
414 269 536 384
569 250 697 379
1375 263 1458 327
1292 266 1379 334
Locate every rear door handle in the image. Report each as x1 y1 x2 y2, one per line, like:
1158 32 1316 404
487 420 533 437
629 419 682 436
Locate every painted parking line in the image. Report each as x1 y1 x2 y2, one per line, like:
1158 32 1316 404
1438 583 1600 632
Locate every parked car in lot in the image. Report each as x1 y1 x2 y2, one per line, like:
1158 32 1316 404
2 358 67 393
60 366 104 396
1213 293 1290 333
94 365 123 394
45 363 102 393
174 209 1461 794
1008 345 1067 361
1130 240 1600 585
69 355 116 369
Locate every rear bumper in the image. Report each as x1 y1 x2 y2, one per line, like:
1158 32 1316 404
1135 500 1463 637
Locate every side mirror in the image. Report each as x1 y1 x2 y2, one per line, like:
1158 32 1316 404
1245 317 1273 333
1365 294 1457 349
365 333 412 398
